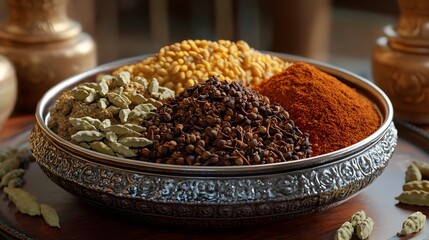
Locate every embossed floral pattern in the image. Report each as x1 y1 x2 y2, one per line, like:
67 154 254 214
29 123 397 226
390 70 429 104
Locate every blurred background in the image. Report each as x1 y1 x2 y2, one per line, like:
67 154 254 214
0 0 398 79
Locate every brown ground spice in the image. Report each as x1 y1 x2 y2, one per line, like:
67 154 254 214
255 62 380 156
48 91 117 140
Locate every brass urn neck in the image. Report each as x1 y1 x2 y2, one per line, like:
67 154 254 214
0 0 81 43
397 0 429 39
384 0 429 53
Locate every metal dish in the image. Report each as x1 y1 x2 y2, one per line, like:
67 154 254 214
29 53 398 227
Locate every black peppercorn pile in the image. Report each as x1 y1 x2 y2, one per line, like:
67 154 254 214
138 76 312 166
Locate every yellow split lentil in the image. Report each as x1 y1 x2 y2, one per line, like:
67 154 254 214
113 39 290 93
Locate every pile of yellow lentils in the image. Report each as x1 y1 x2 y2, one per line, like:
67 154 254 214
113 39 290 93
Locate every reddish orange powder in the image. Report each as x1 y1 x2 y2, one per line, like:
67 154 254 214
255 62 380 156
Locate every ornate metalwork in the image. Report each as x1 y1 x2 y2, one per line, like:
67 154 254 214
29 122 397 226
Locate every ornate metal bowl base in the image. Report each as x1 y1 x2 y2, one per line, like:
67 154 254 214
30 123 396 227
29 53 397 227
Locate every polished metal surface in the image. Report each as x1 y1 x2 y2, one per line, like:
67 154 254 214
0 55 16 130
372 0 429 124
0 0 96 112
30 53 398 227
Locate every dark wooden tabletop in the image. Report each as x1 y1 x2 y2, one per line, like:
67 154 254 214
0 114 429 240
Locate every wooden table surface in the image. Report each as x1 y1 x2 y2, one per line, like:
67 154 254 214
0 114 429 240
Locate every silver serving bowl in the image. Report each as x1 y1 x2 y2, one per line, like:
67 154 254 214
29 53 398 227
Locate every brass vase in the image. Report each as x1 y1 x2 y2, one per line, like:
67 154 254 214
372 0 429 124
0 55 17 130
0 0 97 112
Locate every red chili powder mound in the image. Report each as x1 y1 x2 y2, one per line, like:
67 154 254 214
255 62 380 156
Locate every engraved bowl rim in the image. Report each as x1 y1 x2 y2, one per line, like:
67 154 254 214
33 52 395 176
